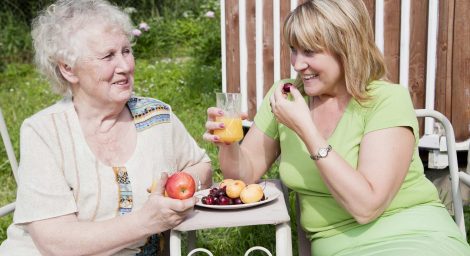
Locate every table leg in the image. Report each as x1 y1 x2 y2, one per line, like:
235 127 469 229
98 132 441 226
275 222 292 256
170 230 182 256
188 230 196 251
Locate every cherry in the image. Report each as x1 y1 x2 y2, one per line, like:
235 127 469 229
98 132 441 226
218 196 230 205
217 187 227 197
202 196 214 205
282 83 292 93
209 187 218 196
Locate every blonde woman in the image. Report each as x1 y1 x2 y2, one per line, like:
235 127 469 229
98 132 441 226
204 0 470 255
0 0 211 255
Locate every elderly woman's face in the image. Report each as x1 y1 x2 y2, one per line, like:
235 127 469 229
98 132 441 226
72 23 135 104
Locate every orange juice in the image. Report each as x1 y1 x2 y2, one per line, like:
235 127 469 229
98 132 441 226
214 117 244 143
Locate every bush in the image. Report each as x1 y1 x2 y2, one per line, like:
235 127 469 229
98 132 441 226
0 0 220 69
131 9 221 67
189 17 221 67
132 17 201 59
0 12 33 71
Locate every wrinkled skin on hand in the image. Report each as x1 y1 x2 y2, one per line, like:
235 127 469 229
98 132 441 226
139 172 196 234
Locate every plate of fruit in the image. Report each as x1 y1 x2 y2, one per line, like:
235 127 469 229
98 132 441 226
195 179 280 209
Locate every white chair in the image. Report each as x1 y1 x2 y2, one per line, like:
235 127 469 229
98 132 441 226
0 107 17 217
295 109 469 255
416 109 470 239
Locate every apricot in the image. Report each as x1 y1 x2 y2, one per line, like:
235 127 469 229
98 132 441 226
240 184 264 204
219 178 235 188
226 180 246 199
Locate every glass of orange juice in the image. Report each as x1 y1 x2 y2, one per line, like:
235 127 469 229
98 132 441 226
214 92 244 143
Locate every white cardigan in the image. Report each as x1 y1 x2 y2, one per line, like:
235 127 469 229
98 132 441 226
0 96 210 255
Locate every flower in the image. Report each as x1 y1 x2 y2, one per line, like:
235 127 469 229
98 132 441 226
183 11 193 18
132 29 142 37
123 7 137 14
205 11 215 18
139 22 150 32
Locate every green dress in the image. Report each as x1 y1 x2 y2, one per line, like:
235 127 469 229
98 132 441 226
254 80 470 255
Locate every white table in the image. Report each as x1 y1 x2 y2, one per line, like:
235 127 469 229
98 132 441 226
169 179 292 256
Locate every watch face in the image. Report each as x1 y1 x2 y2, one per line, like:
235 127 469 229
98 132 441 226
319 148 328 157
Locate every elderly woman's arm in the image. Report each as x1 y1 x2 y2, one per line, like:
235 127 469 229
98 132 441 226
183 161 212 190
28 213 148 256
171 112 213 189
27 174 195 256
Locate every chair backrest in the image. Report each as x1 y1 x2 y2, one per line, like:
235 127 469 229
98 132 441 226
295 109 468 256
415 109 467 239
0 107 18 217
0 108 18 180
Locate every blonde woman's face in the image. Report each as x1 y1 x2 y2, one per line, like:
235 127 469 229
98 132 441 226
72 23 135 105
290 47 344 97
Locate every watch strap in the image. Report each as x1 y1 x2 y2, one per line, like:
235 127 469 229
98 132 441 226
310 145 332 160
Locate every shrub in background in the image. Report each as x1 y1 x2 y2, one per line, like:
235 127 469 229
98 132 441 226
131 7 221 68
0 0 220 67
0 12 33 71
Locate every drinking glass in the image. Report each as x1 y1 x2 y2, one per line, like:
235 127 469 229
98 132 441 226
214 92 244 143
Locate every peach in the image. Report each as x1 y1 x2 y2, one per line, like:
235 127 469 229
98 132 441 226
219 178 235 188
240 184 264 204
226 180 246 199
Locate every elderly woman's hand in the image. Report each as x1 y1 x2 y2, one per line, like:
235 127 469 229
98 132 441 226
203 107 248 145
139 173 197 234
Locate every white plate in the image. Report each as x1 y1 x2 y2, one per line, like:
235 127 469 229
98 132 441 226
195 186 280 210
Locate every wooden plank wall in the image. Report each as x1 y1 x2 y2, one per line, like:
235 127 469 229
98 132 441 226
222 0 469 142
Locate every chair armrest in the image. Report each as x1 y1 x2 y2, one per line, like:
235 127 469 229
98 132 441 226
0 202 15 217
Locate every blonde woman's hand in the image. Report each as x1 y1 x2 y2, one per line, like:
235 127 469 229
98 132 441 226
202 107 248 145
269 85 313 136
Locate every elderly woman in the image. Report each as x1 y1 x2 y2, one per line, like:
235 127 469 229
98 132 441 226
204 0 470 255
0 0 212 255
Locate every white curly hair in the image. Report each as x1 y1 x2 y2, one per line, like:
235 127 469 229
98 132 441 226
31 0 134 95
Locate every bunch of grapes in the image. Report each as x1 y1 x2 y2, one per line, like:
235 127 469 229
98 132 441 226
201 187 243 205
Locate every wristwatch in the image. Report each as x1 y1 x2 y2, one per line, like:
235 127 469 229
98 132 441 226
310 145 332 160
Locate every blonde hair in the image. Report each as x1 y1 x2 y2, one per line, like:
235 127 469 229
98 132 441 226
283 0 387 101
31 0 134 95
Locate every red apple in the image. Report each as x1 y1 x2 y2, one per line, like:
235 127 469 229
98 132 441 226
165 172 196 200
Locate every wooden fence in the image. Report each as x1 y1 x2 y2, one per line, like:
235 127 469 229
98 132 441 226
220 0 469 147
